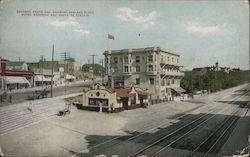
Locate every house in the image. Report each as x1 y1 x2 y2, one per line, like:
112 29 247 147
6 61 28 71
192 62 240 73
0 59 34 90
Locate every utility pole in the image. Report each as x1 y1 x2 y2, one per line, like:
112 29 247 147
51 45 54 97
89 54 97 87
60 52 70 95
41 55 45 88
100 59 104 85
0 56 2 92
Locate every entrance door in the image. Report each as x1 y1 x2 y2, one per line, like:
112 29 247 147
122 98 129 110
140 97 143 104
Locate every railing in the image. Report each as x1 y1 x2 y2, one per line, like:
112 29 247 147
160 70 184 76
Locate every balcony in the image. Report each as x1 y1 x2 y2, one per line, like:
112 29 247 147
160 61 182 68
160 70 184 77
122 71 132 75
147 71 157 75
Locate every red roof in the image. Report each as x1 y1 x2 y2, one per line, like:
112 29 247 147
113 88 135 97
105 87 150 97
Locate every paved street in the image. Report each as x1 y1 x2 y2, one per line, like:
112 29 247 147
0 84 249 157
0 78 103 107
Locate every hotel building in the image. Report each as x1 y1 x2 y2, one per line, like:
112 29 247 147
103 47 185 101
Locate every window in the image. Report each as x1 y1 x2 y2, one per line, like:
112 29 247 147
161 79 165 86
171 79 175 84
120 57 122 62
124 57 128 63
148 65 153 71
124 66 128 72
142 56 144 60
167 80 170 85
177 59 179 63
136 56 140 63
114 66 118 72
136 78 140 84
136 66 140 72
106 58 109 64
114 57 118 63
172 57 174 62
149 78 154 85
148 55 153 62
89 98 108 106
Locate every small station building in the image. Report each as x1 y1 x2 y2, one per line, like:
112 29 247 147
80 83 150 112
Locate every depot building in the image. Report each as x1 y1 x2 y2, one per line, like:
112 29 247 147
80 83 150 112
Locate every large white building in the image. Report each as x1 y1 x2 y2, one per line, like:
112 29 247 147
103 47 185 101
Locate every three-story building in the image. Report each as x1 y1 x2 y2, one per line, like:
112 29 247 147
103 47 185 101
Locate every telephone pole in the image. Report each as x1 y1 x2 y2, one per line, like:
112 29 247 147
51 45 54 97
60 52 70 95
100 59 104 85
40 55 45 88
89 54 97 87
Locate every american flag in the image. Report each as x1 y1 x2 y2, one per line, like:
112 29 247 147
108 34 115 40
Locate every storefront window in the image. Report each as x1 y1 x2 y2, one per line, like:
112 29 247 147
89 98 108 106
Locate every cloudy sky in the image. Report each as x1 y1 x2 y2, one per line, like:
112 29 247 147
0 0 249 70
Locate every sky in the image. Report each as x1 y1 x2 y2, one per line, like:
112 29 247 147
0 0 249 70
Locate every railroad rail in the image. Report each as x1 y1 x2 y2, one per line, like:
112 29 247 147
69 85 249 157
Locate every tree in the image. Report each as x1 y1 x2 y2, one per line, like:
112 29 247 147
180 70 250 93
81 64 103 76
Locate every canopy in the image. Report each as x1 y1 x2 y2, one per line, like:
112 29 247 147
171 87 186 93
5 76 30 84
35 75 51 82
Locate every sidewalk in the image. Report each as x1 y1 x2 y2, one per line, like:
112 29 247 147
0 92 82 135
5 79 97 94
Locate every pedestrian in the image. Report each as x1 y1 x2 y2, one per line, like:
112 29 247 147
9 94 12 103
111 103 114 113
99 101 103 113
68 103 71 114
27 102 33 112
64 103 68 116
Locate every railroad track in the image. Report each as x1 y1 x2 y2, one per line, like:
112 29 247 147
72 86 249 157
187 102 250 157
133 89 249 157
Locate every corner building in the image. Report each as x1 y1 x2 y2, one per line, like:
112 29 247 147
103 47 185 101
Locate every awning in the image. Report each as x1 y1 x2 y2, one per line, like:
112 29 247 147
35 75 51 82
5 76 30 84
171 87 186 93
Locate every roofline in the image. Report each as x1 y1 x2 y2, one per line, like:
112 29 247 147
103 47 180 56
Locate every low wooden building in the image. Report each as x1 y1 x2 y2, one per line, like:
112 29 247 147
80 83 150 112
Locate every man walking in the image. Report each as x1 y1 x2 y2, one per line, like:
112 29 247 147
99 101 102 113
9 94 12 103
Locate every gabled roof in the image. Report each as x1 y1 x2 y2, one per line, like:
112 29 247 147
113 88 135 97
105 87 150 97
